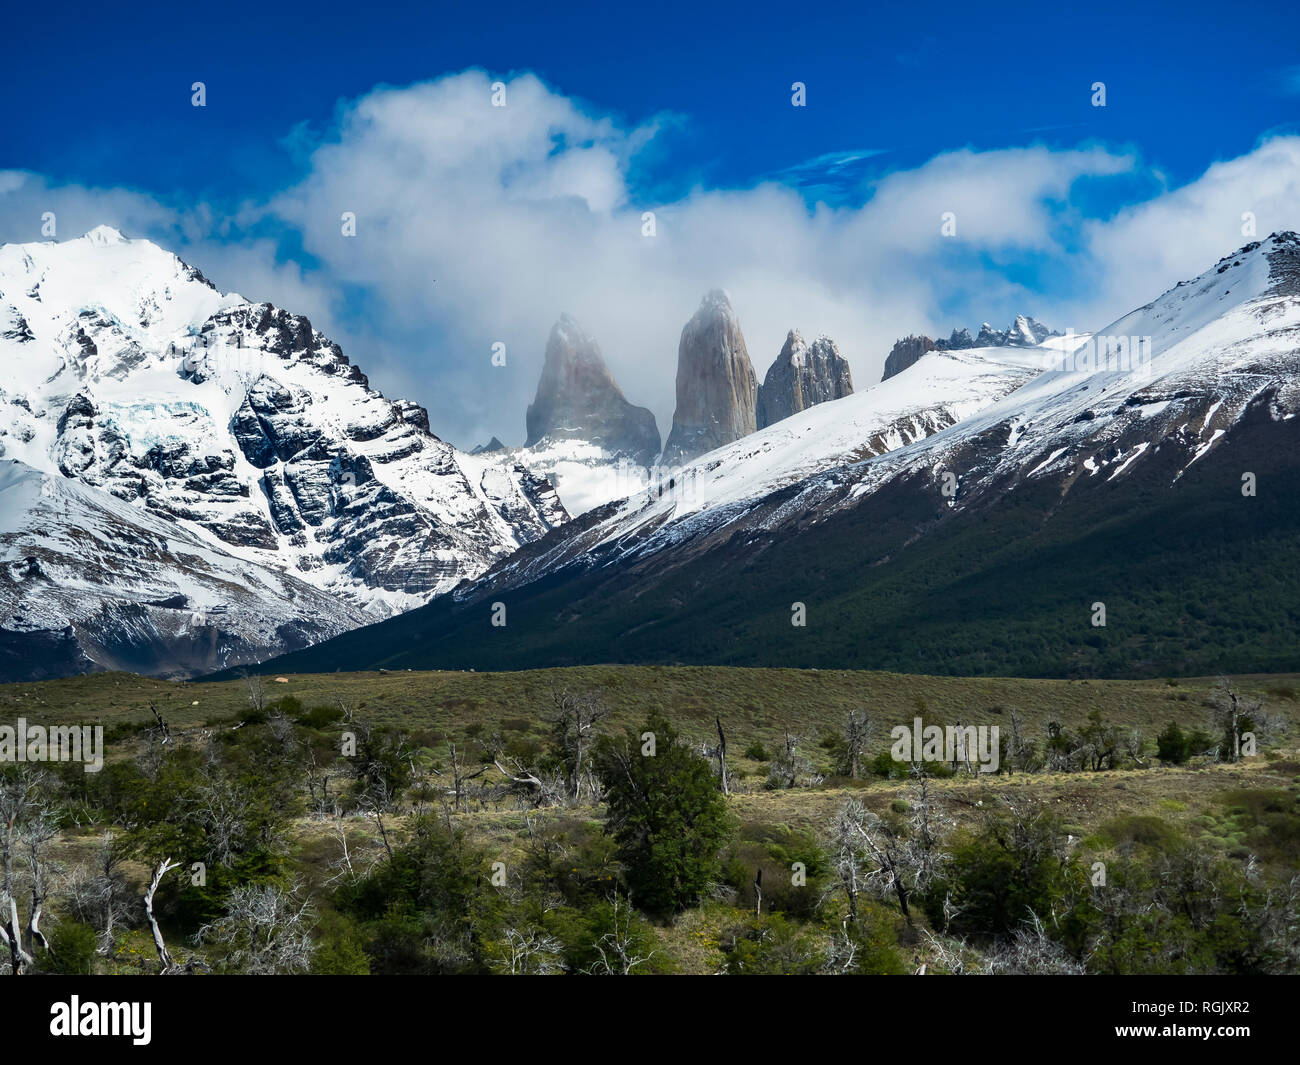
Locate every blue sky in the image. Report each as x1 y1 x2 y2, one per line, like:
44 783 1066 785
7 0 1297 205
3 0 1299 445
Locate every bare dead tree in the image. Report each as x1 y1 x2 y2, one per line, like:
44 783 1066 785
1210 676 1269 761
907 766 951 865
148 702 172 743
1125 728 1147 767
243 671 266 716
492 754 566 808
302 744 332 818
828 806 862 927
584 765 604 805
434 741 492 812
500 926 564 975
835 798 916 921
546 689 609 804
66 832 135 954
585 892 655 975
22 808 57 958
357 785 394 860
0 768 47 974
919 928 976 975
143 857 180 972
1006 708 1040 774
822 923 859 974
267 709 297 750
768 732 811 790
985 911 1088 974
185 771 253 869
195 882 316 975
137 720 172 783
952 720 973 775
831 774 949 927
844 709 870 779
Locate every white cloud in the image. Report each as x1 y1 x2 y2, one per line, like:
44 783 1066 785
1075 136 1300 331
6 71 1300 453
261 71 1139 445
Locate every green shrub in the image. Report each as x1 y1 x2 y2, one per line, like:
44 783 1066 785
310 911 371 975
1100 814 1180 850
721 913 824 975
723 826 828 919
594 711 733 914
47 921 98 974
296 704 344 729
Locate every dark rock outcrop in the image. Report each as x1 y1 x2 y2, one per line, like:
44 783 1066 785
662 290 758 465
756 331 854 428
881 335 939 382
524 315 660 466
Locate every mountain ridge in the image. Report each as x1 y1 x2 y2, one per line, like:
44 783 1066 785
0 228 567 678
238 234 1300 680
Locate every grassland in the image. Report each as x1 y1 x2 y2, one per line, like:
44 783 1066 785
9 665 1299 975
6 665 1298 752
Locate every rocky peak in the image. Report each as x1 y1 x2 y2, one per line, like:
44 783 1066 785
524 314 660 467
756 330 854 428
882 317 1060 381
662 290 758 465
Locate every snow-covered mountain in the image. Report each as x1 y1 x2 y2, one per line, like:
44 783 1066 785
455 334 1065 589
0 460 368 679
479 233 1297 590
0 227 566 678
253 233 1300 678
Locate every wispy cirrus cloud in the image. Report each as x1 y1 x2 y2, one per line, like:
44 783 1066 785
761 149 893 206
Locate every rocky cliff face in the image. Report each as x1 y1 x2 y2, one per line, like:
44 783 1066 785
662 290 758 465
756 331 854 428
880 334 939 383
0 459 367 680
524 314 660 466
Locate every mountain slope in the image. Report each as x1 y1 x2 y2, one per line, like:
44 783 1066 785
0 459 366 679
0 227 567 678
246 234 1300 679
